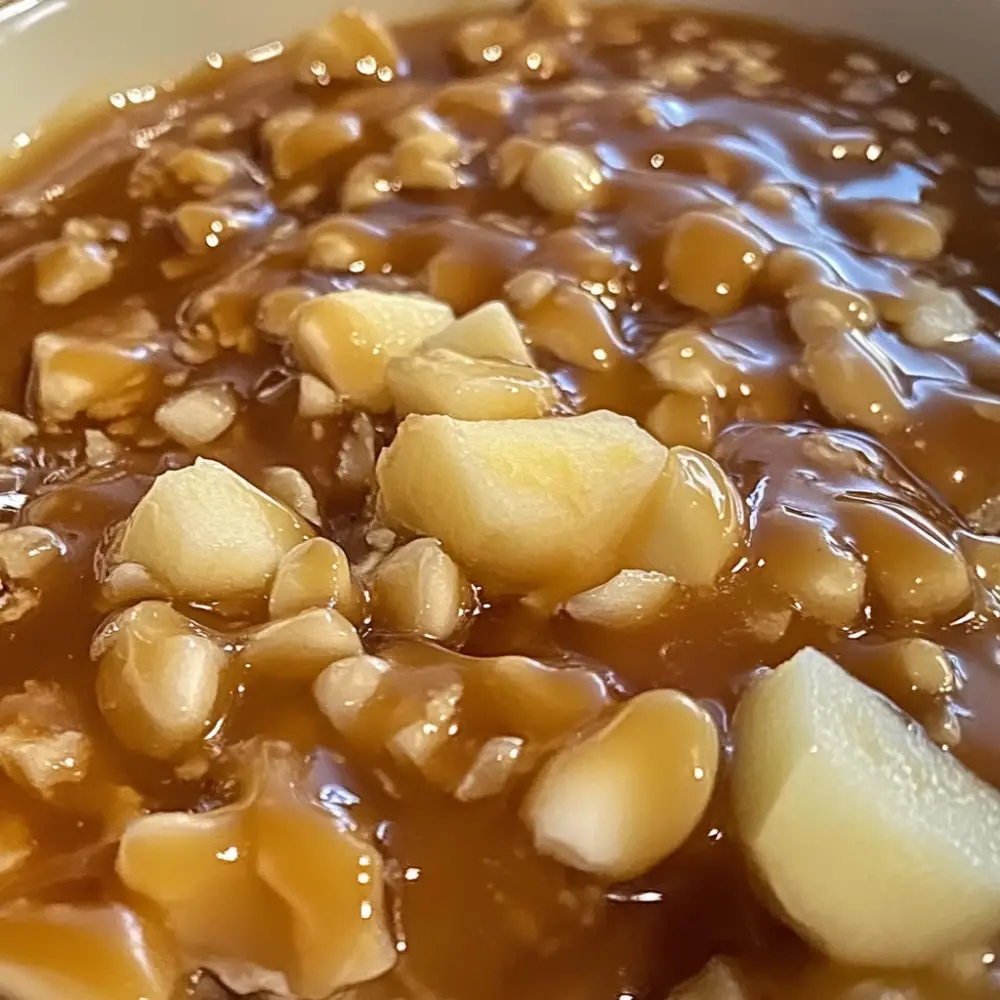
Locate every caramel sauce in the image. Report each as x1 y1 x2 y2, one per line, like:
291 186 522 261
0 4 999 998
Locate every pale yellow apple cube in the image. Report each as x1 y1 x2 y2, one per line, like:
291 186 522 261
376 411 666 594
732 647 1000 967
290 290 454 412
112 458 313 602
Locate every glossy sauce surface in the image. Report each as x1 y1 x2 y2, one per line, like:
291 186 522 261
1 4 1000 999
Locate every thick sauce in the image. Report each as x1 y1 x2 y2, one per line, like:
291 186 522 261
0 3 1000 999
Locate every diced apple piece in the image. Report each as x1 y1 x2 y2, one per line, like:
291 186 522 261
731 647 1000 966
376 411 666 594
454 736 525 802
803 331 908 434
0 903 176 1000
298 9 404 83
0 411 37 457
154 383 237 447
262 108 361 180
563 569 677 628
259 466 322 526
241 608 362 679
116 742 396 999
314 655 391 731
622 447 745 587
370 537 472 640
35 241 113 306
521 143 604 215
518 282 624 371
0 527 65 581
298 373 342 418
669 958 749 1000
95 601 225 759
422 301 533 365
884 638 955 696
31 328 163 424
844 501 972 620
269 538 360 622
386 349 560 421
290 290 454 412
756 508 866 627
482 655 610 743
0 682 90 799
389 681 465 772
111 458 312 603
524 689 719 879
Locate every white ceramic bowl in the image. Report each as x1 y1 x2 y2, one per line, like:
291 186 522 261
0 0 998 158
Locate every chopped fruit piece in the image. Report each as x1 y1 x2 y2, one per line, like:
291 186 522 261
896 279 978 348
852 200 948 261
454 736 525 802
339 154 395 212
563 569 677 628
732 647 1000 966
35 241 113 305
111 458 312 603
83 428 119 465
371 537 472 640
395 131 462 190
453 17 524 68
262 108 362 179
386 349 560 420
259 466 322 526
376 411 666 594
298 10 405 83
100 562 169 606
622 447 746 588
642 325 746 396
0 410 37 456
523 689 720 879
516 281 624 371
668 958 749 1000
663 212 768 316
756 508 866 626
31 315 166 424
0 682 90 799
298 373 342 418
884 638 955 695
844 501 972 619
644 392 720 450
521 144 604 215
94 601 225 759
165 147 238 194
0 903 176 1000
154 383 238 447
786 282 877 344
423 301 533 365
0 527 65 581
116 742 396 999
315 645 609 798
269 538 360 622
313 654 390 732
291 290 454 412
390 681 464 769
802 331 909 434
258 287 317 340
307 217 389 274
241 608 362 678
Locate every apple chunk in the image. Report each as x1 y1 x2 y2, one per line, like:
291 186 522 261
290 289 453 412
732 647 1000 967
111 458 312 603
376 411 666 594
